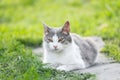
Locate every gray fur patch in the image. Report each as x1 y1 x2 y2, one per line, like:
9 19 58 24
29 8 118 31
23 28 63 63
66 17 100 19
44 28 55 43
44 27 72 44
56 29 72 44
71 33 98 67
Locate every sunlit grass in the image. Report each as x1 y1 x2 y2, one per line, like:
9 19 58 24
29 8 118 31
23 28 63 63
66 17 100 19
0 0 120 79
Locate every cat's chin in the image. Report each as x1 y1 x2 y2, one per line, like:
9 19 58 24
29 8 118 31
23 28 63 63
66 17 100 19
51 49 63 53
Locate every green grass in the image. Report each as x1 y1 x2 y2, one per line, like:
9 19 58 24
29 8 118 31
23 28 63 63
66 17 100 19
0 0 120 79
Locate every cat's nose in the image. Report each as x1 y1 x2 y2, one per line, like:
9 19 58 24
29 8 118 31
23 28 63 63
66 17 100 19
53 45 57 49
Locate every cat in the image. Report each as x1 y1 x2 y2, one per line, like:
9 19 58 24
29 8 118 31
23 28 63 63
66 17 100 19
42 21 105 71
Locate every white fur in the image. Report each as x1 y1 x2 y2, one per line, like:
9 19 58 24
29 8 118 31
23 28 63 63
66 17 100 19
43 34 86 71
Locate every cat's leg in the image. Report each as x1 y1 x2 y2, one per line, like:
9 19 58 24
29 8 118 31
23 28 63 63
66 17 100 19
57 64 86 71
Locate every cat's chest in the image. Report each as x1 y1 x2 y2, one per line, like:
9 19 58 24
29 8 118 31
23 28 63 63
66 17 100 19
44 44 82 64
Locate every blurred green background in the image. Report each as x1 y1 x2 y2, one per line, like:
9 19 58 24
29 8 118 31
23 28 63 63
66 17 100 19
0 0 120 80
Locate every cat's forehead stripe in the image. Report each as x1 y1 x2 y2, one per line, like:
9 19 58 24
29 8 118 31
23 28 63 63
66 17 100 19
53 28 61 38
52 34 58 42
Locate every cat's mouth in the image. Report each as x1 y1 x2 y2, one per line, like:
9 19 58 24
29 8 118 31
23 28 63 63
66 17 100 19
52 48 62 53
54 48 59 51
54 48 58 50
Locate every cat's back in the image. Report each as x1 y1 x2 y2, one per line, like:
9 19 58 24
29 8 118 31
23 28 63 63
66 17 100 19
71 33 98 67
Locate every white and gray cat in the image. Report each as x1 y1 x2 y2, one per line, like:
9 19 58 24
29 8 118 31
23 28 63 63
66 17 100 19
42 21 105 71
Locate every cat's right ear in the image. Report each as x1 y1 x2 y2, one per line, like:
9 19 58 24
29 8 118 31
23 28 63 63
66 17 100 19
62 21 70 35
42 23 50 35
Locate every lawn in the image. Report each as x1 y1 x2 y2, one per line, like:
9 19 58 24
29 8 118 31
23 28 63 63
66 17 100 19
0 0 120 80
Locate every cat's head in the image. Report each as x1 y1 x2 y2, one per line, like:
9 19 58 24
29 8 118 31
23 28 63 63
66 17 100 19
43 21 72 52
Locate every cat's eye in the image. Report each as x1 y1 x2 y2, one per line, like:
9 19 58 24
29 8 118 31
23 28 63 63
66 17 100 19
48 38 53 42
58 38 64 42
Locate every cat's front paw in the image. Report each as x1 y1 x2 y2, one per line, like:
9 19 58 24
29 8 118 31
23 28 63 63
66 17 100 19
57 66 70 71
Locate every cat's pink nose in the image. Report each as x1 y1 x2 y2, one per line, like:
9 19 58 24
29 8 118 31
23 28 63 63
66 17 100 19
53 45 57 49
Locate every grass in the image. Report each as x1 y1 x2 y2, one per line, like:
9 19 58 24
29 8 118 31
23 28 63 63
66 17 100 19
0 0 120 79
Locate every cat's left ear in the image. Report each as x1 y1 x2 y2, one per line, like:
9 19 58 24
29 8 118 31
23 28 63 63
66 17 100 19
42 23 50 35
62 21 70 35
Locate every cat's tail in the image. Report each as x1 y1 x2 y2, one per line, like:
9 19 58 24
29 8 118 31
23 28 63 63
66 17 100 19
84 36 105 51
